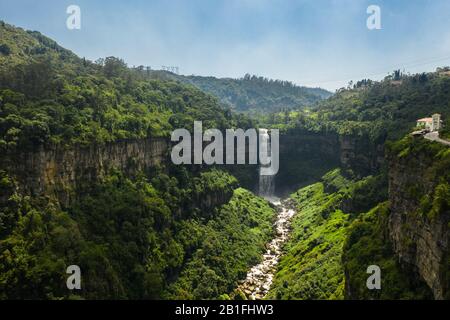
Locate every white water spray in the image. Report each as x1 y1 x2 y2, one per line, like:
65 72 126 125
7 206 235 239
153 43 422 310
258 129 277 201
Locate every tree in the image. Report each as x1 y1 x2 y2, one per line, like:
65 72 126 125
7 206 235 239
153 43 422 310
103 56 127 78
0 44 11 55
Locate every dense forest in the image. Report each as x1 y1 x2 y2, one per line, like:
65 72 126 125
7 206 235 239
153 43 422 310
175 74 331 114
138 70 331 114
0 166 278 299
0 21 449 300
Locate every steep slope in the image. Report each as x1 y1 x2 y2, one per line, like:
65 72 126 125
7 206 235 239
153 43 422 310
342 136 450 300
267 169 387 299
0 20 80 70
0 168 276 299
386 136 450 299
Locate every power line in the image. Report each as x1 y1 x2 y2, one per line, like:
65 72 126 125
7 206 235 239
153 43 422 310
131 65 180 75
297 53 450 86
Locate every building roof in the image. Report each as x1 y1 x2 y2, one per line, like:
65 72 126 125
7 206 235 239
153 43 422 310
417 117 433 122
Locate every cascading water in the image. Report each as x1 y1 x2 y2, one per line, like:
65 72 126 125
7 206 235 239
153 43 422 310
258 129 276 200
259 171 275 198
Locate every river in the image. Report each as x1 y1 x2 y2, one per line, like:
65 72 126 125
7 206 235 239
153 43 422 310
236 199 296 300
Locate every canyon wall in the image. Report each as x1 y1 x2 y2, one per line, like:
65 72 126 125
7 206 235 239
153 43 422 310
339 135 385 176
0 131 384 203
276 131 384 195
0 138 169 206
276 132 340 195
387 141 449 299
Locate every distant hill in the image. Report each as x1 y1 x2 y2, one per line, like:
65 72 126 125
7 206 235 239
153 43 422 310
310 71 450 140
0 20 80 70
175 74 331 113
150 71 331 113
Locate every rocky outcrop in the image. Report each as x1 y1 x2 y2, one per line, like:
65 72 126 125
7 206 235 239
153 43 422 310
0 138 169 206
387 146 449 299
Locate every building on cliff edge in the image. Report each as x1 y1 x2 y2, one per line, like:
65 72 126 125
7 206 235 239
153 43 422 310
416 113 442 132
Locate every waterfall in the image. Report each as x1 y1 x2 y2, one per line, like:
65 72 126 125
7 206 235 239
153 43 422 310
258 129 276 200
259 173 275 198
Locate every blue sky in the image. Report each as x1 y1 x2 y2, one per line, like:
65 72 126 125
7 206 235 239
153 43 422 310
1 0 450 90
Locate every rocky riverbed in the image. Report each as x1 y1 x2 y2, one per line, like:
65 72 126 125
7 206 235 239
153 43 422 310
236 199 297 300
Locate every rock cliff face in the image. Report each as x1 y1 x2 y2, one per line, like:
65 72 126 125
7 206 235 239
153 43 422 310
1 130 384 203
387 144 449 299
0 138 169 206
276 132 340 194
276 131 383 195
339 135 384 176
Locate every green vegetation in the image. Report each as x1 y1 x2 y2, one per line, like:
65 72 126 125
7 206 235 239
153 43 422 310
268 182 350 299
267 169 387 299
267 164 438 300
388 135 450 221
259 69 450 299
0 168 275 299
343 203 432 299
268 144 449 301
1 20 449 301
0 21 251 150
261 69 450 144
341 136 450 300
166 188 275 299
440 117 450 140
0 21 275 300
176 74 331 114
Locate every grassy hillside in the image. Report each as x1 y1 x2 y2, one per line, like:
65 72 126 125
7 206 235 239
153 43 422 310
267 180 350 299
165 188 276 299
267 169 387 299
342 135 449 299
0 21 80 70
343 203 432 299
269 135 449 300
